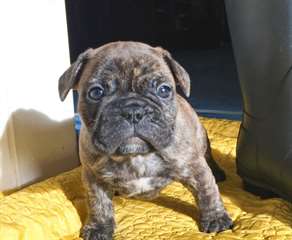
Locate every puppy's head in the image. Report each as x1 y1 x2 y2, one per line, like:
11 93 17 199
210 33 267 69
59 42 190 156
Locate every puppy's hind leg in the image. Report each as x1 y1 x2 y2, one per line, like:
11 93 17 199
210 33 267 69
205 137 226 182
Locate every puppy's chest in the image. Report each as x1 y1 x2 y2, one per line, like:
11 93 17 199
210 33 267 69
101 153 169 196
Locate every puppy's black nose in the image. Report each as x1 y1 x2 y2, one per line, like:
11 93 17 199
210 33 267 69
121 104 145 124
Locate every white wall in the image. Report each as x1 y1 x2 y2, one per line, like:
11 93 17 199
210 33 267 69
0 1 79 191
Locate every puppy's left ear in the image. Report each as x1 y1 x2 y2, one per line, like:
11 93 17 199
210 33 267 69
58 48 93 101
156 47 190 97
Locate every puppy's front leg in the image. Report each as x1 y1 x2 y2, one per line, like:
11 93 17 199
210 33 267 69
81 170 115 240
179 157 233 233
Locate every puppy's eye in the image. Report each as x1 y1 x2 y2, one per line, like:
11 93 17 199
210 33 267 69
157 84 172 98
88 85 104 101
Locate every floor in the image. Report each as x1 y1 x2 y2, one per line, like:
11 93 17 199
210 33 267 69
4 118 292 239
173 46 242 120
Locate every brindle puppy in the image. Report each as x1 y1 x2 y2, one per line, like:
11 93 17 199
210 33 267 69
59 41 232 240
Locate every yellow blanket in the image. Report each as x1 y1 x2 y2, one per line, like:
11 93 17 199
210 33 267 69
1 118 292 240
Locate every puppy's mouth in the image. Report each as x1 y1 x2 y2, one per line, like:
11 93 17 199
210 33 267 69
116 137 152 155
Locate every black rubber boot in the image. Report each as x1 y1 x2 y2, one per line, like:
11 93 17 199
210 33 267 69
225 0 292 201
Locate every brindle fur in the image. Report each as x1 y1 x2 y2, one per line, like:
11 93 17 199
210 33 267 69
59 42 232 240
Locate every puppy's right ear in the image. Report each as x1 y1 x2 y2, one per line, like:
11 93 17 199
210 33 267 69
58 48 93 101
155 47 191 98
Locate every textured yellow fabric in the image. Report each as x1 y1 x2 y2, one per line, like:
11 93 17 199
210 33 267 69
1 118 292 240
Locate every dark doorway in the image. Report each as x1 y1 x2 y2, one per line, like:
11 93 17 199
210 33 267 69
65 0 241 120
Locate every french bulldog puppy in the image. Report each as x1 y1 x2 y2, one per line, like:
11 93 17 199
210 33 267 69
59 41 232 240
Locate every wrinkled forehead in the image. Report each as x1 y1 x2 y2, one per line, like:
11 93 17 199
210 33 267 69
79 46 174 86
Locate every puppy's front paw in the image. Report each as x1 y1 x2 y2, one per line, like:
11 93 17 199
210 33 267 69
80 223 113 240
200 211 233 233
